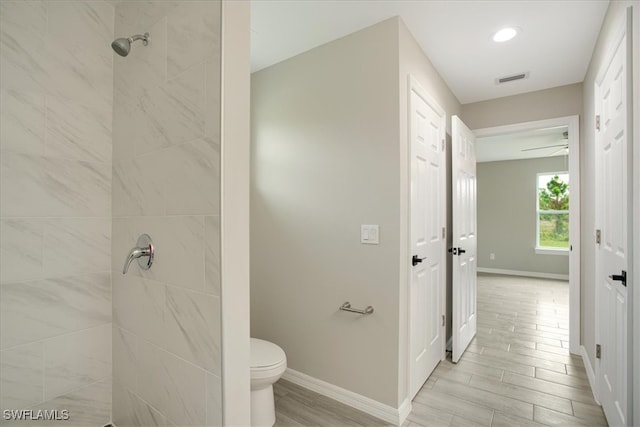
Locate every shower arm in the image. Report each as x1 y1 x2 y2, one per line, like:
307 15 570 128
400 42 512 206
130 33 149 46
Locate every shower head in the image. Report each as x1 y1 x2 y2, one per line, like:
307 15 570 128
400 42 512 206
111 32 149 57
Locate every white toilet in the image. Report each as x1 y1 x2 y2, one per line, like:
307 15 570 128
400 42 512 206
250 338 287 426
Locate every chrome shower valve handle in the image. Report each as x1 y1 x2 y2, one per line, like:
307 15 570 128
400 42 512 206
122 234 154 274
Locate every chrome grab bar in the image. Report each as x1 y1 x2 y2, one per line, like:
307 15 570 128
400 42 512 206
339 301 374 315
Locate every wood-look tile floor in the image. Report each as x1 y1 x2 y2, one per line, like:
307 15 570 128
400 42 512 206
274 274 608 427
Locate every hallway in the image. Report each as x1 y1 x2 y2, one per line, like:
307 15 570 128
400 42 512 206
274 274 607 426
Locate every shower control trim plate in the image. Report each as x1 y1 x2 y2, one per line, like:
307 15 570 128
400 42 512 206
122 234 154 274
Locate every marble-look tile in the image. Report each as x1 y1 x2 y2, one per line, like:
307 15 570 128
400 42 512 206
43 323 111 400
113 216 205 291
43 218 111 277
0 153 111 217
204 216 220 296
0 153 48 217
28 379 112 427
205 58 221 142
165 138 220 215
112 274 165 346
46 39 113 108
112 86 139 160
113 381 167 427
115 1 180 38
0 87 46 155
0 2 47 38
0 272 111 349
136 63 206 154
206 373 222 426
0 342 43 410
0 1 48 91
47 1 113 50
113 152 166 217
167 1 220 79
165 286 220 373
113 326 138 394
45 95 112 163
0 219 43 284
138 342 206 426
114 14 166 102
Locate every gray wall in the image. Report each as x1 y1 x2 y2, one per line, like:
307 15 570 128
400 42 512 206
251 17 461 409
477 157 569 276
461 83 583 130
251 17 401 407
111 2 223 425
0 2 113 422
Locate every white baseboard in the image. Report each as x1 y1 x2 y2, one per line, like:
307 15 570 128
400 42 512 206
580 345 600 404
282 368 409 425
477 267 569 281
398 397 411 425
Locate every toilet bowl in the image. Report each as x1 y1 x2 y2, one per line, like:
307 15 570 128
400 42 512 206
250 338 287 427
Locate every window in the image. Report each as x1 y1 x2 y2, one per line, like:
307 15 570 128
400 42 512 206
536 172 569 253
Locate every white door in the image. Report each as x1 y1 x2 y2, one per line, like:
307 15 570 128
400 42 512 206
595 12 631 427
409 77 446 399
451 116 477 363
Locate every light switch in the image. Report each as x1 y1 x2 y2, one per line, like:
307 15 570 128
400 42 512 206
361 225 379 244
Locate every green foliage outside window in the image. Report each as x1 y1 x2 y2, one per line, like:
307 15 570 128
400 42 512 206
538 175 569 248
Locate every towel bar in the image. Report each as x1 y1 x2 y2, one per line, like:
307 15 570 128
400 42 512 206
339 301 374 315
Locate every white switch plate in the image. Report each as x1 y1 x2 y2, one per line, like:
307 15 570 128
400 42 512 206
490 253 495 260
361 225 379 244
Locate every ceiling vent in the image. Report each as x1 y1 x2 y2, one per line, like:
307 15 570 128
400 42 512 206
496 72 529 84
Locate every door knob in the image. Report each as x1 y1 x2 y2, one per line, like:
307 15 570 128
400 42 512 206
412 255 426 266
122 234 154 274
448 247 466 256
609 270 627 287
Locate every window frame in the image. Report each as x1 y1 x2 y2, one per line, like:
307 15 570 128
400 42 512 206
535 171 570 255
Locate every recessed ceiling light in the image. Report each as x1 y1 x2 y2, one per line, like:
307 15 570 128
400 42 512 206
493 27 519 43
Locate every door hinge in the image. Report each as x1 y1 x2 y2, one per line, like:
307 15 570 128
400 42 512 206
442 315 445 327
596 344 601 359
596 115 601 131
442 227 446 239
596 229 601 245
442 139 445 151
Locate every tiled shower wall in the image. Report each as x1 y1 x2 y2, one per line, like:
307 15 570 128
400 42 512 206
0 1 114 424
111 1 222 425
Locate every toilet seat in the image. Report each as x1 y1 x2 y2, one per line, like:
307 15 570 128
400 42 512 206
251 338 286 369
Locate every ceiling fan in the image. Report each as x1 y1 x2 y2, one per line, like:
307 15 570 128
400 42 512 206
521 131 569 156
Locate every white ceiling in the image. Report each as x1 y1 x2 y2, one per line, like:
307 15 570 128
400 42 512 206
250 0 609 104
476 126 569 163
